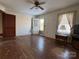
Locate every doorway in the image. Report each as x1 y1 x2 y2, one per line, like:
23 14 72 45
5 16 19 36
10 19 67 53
31 18 45 35
31 18 40 35
39 19 45 35
2 13 16 37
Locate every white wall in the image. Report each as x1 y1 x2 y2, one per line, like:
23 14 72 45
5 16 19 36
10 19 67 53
0 13 2 34
0 4 6 11
39 4 79 39
16 14 31 36
43 13 57 38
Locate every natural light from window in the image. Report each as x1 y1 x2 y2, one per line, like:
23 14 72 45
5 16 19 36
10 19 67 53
57 12 74 35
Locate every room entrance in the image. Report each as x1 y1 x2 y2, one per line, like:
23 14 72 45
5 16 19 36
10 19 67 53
39 19 45 35
0 10 16 38
31 18 45 35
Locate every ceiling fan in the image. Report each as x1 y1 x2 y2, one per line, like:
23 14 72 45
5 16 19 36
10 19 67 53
27 0 45 10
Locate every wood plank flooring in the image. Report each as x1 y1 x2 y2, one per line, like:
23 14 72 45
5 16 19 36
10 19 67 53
0 35 79 59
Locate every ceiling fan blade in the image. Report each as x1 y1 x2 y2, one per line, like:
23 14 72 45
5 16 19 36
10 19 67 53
39 2 45 5
30 6 35 9
38 6 44 10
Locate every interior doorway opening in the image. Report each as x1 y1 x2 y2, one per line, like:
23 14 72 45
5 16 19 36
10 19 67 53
39 19 45 35
31 18 45 35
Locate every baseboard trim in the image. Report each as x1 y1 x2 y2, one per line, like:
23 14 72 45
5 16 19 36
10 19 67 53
16 34 40 37
31 34 40 36
16 34 55 40
41 35 55 40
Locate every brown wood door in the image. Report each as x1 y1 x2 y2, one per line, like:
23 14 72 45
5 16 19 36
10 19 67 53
2 13 16 37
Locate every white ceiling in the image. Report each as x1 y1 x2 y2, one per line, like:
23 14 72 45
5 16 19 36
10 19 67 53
0 0 79 15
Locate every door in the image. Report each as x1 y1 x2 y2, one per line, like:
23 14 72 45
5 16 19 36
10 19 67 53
2 13 16 37
0 13 3 37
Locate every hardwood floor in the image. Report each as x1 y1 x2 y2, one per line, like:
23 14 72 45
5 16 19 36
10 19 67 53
0 35 79 59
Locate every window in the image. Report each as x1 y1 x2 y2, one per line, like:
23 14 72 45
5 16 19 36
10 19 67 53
57 12 74 35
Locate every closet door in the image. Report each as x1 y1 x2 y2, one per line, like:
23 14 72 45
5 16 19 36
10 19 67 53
2 13 16 37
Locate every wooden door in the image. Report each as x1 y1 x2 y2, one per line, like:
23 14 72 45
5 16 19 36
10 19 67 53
2 13 16 37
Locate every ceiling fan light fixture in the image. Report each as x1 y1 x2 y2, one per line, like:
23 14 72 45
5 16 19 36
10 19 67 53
29 0 45 10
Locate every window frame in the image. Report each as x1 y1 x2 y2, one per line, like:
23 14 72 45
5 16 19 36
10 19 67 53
56 11 77 34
